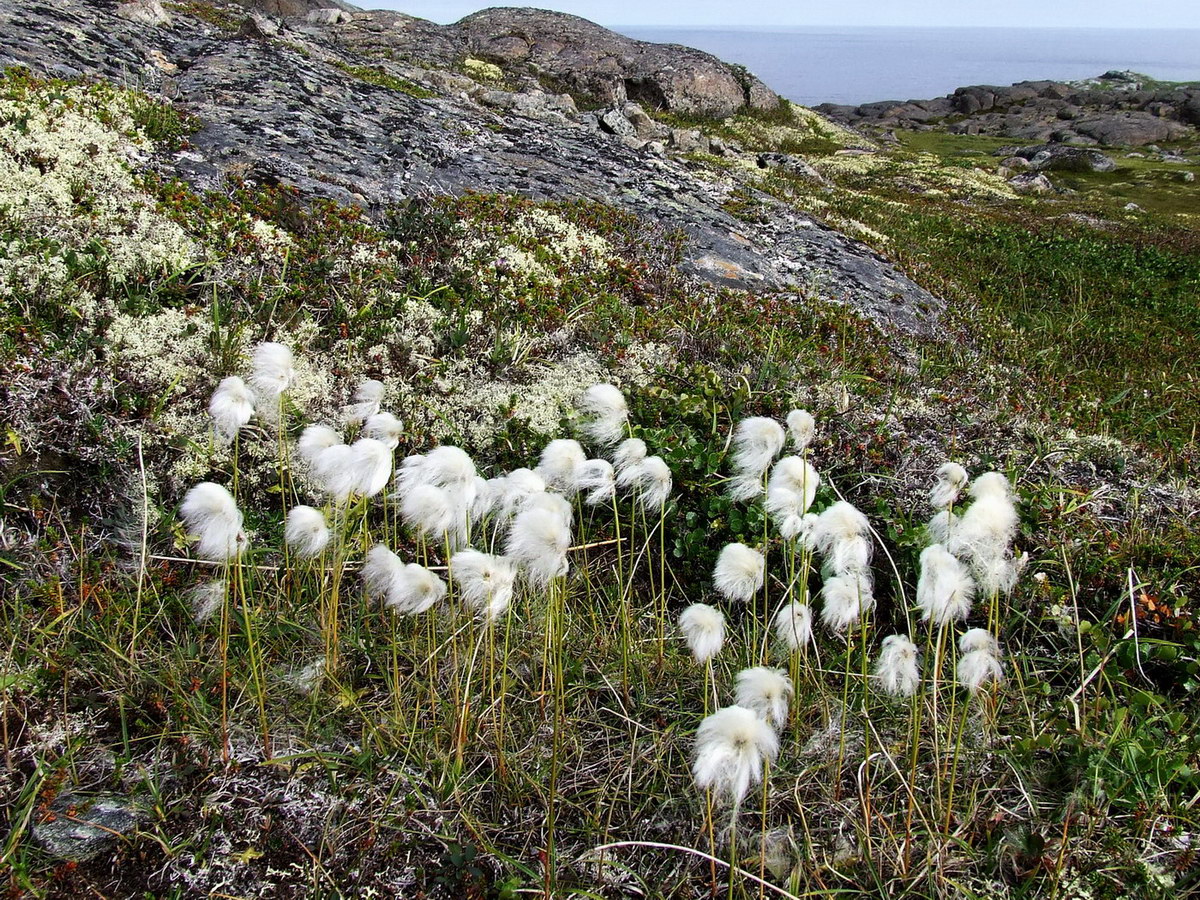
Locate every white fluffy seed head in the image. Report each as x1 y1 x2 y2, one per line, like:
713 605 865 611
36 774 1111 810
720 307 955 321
814 501 873 576
363 412 403 450
578 383 629 447
819 572 875 633
209 376 255 442
396 446 477 501
713 543 765 603
387 563 448 616
678 603 725 664
768 457 819 512
959 627 999 655
773 601 813 653
765 488 808 541
536 439 586 494
875 634 920 697
575 459 616 506
916 544 975 626
926 509 958 546
298 424 343 466
347 438 393 498
506 506 571 587
189 580 225 624
314 443 356 501
731 417 786 486
958 648 1004 694
450 550 517 623
930 462 969 510
613 438 648 487
285 505 331 558
692 705 780 808
735 667 793 730
362 544 404 601
180 482 246 561
402 483 466 546
496 468 546 518
248 341 294 399
636 456 672 511
786 409 815 451
344 378 385 425
970 471 1011 501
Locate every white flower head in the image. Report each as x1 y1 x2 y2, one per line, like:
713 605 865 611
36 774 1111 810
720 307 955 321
297 424 343 466
344 378 385 425
535 438 586 494
813 501 873 576
398 446 477 504
768 456 819 513
347 438 393 498
786 409 815 451
577 383 629 447
930 462 969 510
692 705 780 808
209 376 255 442
496 468 546 518
362 543 404 602
773 601 813 653
285 505 331 558
314 443 356 501
713 543 765 603
180 482 246 561
575 459 616 506
728 416 785 500
959 627 999 655
636 456 673 511
451 550 517 623
678 603 725 664
958 648 1004 694
363 412 403 450
189 580 226 624
388 563 448 615
874 634 920 697
969 471 1012 501
819 572 875 633
613 438 648 488
735 666 793 730
916 544 975 626
506 505 571 587
248 341 294 399
402 483 467 547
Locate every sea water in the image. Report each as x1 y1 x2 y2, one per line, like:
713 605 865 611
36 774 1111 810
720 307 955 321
619 26 1200 107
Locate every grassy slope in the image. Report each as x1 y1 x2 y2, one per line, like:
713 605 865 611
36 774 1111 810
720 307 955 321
1 72 1199 899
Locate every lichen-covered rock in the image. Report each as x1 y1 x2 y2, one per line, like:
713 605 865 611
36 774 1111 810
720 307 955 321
33 794 137 860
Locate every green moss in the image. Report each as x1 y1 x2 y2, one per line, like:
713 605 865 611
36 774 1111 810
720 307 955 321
331 61 437 99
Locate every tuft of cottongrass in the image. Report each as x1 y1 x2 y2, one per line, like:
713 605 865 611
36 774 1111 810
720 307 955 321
786 409 815 452
347 438 394 498
496 468 546 519
209 376 255 442
813 501 873 576
635 455 672 511
575 459 616 506
285 505 331 558
286 657 327 695
577 383 629 448
344 378 385 425
768 456 819 513
363 412 403 450
613 437 648 488
692 705 780 808
180 482 246 561
471 476 501 524
916 544 975 626
362 544 404 602
189 580 226 624
520 491 573 528
398 445 478 502
949 472 1023 595
678 603 726 664
402 483 466 547
930 462 969 510
957 630 1004 694
926 508 959 546
713 543 765 603
386 563 448 616
819 572 875 633
765 490 816 542
248 341 294 400
535 439 586 494
728 416 785 501
772 601 813 653
506 505 571 587
313 443 356 501
297 424 342 466
735 666 794 730
451 550 517 622
874 634 920 697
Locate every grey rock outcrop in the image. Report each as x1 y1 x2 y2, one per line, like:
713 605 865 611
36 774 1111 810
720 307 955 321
33 794 137 860
998 143 1117 173
0 0 942 335
818 76 1198 147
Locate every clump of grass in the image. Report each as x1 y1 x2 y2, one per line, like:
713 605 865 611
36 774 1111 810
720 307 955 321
331 60 437 99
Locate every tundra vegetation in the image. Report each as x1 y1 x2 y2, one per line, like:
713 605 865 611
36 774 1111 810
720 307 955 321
1 67 1198 899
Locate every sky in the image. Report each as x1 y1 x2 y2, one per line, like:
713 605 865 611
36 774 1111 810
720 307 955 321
370 0 1200 29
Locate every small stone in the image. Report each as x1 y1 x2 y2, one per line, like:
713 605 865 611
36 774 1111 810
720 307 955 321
1183 171 1195 182
1009 172 1056 194
305 8 352 25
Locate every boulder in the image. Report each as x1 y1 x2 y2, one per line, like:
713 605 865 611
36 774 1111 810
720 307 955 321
1003 144 1117 173
621 102 670 140
34 794 137 861
598 107 637 138
305 8 352 25
456 8 777 117
756 152 826 183
1072 112 1190 146
1009 172 1056 194
115 0 170 26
